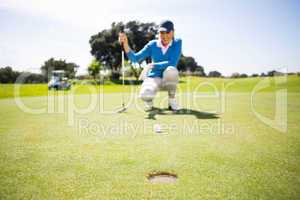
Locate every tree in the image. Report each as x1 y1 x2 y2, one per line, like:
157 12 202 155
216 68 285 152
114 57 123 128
0 66 20 83
18 72 46 83
0 66 46 83
260 72 267 77
208 71 222 77
251 73 259 77
240 73 248 78
231 72 240 78
267 70 277 77
89 21 157 80
267 70 284 76
88 59 102 80
177 55 205 76
41 58 79 79
194 65 206 76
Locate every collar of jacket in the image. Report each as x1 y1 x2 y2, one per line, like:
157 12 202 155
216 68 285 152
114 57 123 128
156 39 173 48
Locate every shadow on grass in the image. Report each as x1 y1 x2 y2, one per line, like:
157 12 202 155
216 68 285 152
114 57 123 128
146 107 219 120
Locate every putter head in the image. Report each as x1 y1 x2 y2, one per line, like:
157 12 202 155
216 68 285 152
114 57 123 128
117 106 127 113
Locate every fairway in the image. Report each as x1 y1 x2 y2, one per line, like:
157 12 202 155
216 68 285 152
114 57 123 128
0 76 299 199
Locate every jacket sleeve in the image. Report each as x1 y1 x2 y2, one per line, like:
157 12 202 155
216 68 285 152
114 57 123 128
153 39 182 71
126 41 152 63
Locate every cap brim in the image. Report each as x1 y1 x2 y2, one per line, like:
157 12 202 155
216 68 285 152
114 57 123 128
158 27 168 32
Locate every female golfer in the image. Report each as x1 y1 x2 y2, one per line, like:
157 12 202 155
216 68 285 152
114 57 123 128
119 20 182 111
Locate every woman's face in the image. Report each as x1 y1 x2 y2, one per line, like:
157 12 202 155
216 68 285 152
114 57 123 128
159 31 174 46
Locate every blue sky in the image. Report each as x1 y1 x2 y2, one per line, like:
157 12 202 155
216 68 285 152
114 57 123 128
0 0 299 76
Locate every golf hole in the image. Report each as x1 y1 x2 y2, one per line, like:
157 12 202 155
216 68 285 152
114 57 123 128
147 172 178 184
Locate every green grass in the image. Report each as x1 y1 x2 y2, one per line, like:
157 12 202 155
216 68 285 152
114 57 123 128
0 76 299 199
1 75 299 99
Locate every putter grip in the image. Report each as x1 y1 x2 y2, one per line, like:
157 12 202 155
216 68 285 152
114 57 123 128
121 42 125 52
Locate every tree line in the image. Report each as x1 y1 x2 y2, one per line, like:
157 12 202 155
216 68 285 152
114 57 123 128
0 58 79 83
1 63 290 84
0 66 45 83
1 21 295 84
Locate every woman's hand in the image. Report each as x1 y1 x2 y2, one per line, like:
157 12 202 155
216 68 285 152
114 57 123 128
148 63 154 69
118 32 130 53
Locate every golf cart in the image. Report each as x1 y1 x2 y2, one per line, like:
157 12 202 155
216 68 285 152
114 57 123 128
48 70 71 90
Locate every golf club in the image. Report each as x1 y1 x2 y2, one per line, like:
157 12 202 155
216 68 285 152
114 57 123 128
117 29 127 113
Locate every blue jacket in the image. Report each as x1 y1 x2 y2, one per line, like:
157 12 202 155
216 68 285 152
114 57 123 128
127 38 182 78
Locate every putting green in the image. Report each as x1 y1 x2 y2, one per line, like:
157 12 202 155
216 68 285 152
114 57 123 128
0 77 299 199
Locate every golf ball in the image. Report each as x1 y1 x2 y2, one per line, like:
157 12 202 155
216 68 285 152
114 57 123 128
154 124 162 133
